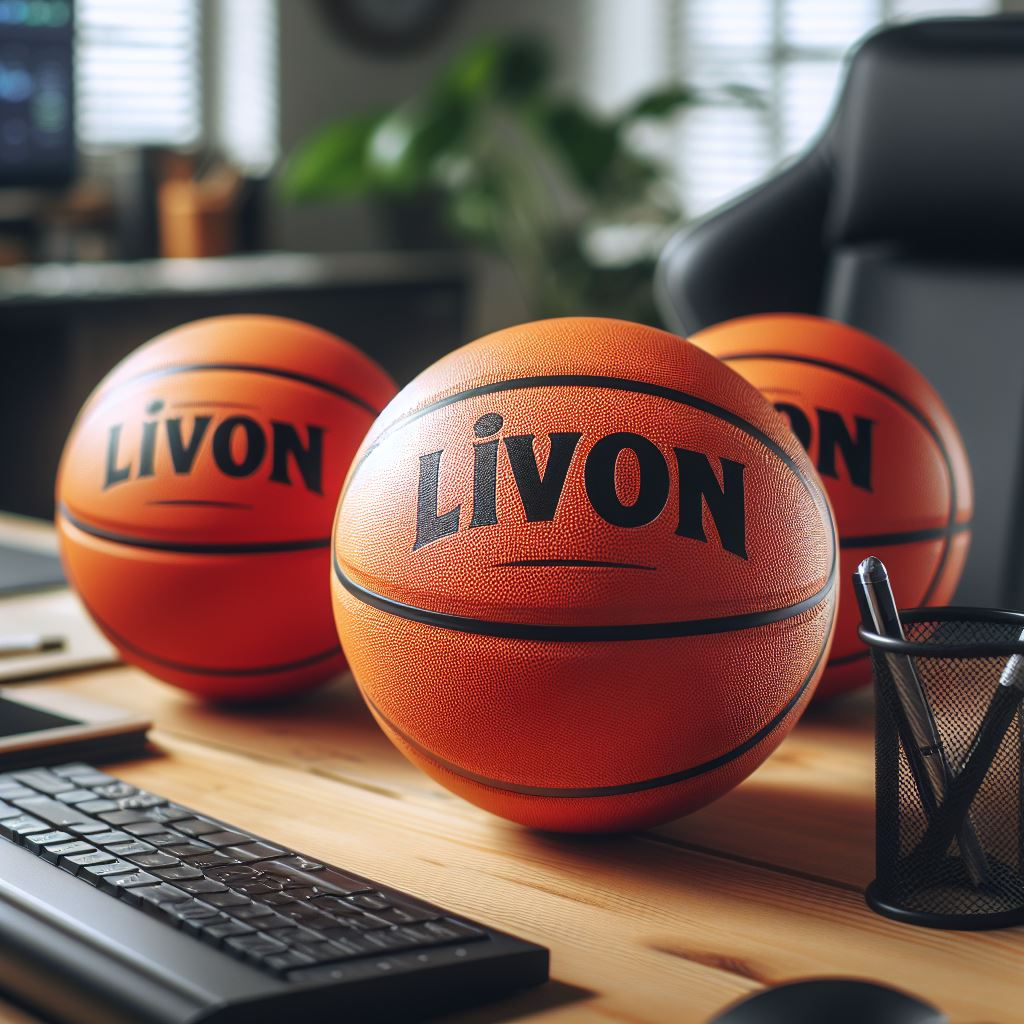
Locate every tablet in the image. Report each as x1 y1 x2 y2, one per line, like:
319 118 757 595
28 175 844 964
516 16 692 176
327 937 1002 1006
0 687 151 770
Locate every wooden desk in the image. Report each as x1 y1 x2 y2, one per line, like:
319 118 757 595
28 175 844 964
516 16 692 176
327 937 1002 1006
0 522 1018 1023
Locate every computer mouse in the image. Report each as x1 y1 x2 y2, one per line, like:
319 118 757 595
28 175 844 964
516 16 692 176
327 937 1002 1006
708 978 947 1024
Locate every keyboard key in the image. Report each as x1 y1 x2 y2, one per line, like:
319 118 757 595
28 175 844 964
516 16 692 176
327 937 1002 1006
77 859 138 884
345 892 392 912
0 815 50 841
125 851 180 869
12 771 74 794
76 800 118 814
67 821 111 836
202 920 255 943
206 864 259 885
274 855 324 872
141 831 183 848
173 818 221 837
12 797 91 828
50 763 96 778
98 810 152 825
0 783 36 801
422 920 486 943
56 789 99 805
43 840 96 863
153 864 204 882
164 841 211 858
123 821 170 837
169 900 221 924
102 870 162 894
372 901 440 926
117 794 167 811
263 951 316 974
55 766 115 786
183 852 239 870
134 882 191 906
252 913 297 932
225 902 276 922
201 830 252 848
22 830 73 852
204 890 251 908
257 860 372 896
175 878 230 896
145 805 192 823
91 782 137 799
225 841 282 861
107 840 156 858
225 933 288 963
65 850 117 871
88 831 133 846
0 800 18 819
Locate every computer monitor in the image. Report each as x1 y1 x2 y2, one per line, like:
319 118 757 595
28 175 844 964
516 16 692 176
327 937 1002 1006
0 0 74 187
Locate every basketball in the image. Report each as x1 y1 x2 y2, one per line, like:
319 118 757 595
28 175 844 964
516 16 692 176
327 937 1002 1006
692 314 972 700
56 314 396 700
331 317 837 832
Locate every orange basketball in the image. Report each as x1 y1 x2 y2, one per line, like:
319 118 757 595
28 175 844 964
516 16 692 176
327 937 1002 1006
692 314 972 700
332 318 837 832
56 315 396 700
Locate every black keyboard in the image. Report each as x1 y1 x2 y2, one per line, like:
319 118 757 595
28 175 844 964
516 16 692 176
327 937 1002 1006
0 763 548 1024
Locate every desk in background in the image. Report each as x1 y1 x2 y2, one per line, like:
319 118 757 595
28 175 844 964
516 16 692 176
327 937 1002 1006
0 515 1017 1023
0 251 469 518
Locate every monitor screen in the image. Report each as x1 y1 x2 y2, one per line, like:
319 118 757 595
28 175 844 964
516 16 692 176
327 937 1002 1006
0 0 74 187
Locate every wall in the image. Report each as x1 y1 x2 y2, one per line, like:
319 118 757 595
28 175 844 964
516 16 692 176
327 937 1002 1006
272 0 588 337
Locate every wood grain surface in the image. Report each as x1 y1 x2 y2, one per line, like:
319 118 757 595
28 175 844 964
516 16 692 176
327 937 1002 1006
0 520 1017 1023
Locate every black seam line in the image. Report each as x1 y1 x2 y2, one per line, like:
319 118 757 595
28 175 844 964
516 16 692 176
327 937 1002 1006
839 521 972 548
361 593 834 798
69 585 343 676
719 352 958 605
145 499 254 510
334 551 836 642
98 363 381 417
495 559 657 571
61 504 330 555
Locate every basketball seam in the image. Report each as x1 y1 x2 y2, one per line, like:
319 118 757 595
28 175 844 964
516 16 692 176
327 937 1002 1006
718 352 961 605
81 597 343 676
839 521 971 548
92 363 382 417
60 505 331 555
333 550 837 642
359 590 835 798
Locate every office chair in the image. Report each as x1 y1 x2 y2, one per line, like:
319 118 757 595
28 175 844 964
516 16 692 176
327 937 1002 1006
656 15 1024 608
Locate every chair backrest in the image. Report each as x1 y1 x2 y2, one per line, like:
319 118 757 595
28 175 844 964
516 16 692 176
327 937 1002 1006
657 15 1024 607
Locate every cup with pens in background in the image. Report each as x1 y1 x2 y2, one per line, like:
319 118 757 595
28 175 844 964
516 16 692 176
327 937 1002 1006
855 557 1024 929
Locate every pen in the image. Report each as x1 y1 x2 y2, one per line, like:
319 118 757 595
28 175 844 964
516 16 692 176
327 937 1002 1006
0 634 66 659
908 625 1024 879
853 556 990 886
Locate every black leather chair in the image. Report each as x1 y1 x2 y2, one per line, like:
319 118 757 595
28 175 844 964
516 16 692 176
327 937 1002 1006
656 15 1024 608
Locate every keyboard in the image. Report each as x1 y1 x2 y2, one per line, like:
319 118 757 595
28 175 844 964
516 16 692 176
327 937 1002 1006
0 763 548 1024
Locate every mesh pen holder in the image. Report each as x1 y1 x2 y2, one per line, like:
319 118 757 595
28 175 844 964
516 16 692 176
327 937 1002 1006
862 607 1024 930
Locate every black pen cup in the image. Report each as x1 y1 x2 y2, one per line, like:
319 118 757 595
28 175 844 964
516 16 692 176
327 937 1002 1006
862 607 1024 929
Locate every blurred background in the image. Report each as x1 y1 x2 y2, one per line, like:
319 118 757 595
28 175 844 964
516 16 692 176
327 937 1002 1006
0 0 1010 518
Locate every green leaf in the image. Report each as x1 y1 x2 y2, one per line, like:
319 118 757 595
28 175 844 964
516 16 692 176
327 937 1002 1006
624 85 698 121
533 101 621 192
366 92 472 192
440 35 550 106
279 112 382 201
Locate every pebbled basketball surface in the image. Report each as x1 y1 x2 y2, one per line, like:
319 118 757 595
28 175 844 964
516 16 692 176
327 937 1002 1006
57 314 396 699
332 318 838 831
693 314 972 701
